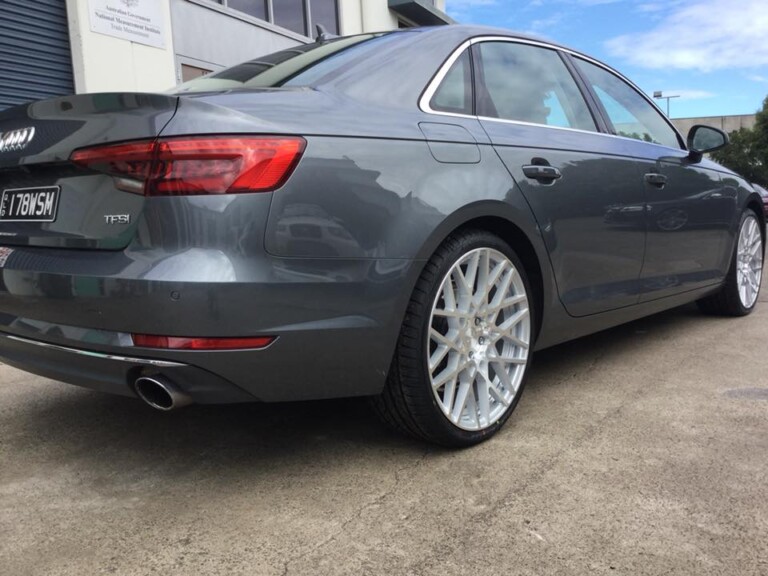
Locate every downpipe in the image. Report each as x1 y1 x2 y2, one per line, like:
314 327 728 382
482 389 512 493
134 375 193 411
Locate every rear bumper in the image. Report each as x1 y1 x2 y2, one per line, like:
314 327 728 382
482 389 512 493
0 249 421 402
0 332 255 403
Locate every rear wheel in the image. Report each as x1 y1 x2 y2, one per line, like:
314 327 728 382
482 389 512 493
372 230 534 447
698 209 764 316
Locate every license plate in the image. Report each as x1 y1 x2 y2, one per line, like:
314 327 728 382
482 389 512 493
0 186 60 222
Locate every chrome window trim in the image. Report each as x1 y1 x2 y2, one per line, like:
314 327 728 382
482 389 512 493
418 35 686 150
3 334 186 367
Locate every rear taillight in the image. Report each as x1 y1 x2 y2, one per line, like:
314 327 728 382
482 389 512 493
70 136 305 196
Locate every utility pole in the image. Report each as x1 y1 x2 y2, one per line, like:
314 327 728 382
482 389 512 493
653 91 680 117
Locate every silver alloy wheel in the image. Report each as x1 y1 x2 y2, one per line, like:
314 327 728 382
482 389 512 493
427 247 530 431
736 214 763 309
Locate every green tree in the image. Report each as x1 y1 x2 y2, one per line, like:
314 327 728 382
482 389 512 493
711 96 768 186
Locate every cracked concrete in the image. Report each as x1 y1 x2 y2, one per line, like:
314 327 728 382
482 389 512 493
2 293 768 575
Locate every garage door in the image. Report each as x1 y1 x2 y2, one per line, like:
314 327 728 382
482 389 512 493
0 0 74 110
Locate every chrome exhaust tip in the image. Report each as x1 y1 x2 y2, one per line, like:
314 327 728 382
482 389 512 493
134 375 192 411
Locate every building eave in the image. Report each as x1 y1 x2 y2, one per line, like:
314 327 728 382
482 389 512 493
388 0 455 26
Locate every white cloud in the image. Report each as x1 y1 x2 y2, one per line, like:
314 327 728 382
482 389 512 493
748 74 768 83
605 0 768 72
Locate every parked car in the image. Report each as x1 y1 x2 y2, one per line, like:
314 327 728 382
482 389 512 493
0 26 763 446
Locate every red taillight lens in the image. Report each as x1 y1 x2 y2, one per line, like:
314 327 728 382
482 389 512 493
70 136 305 196
132 334 275 350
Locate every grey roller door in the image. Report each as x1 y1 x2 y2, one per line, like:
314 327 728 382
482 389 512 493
0 0 74 110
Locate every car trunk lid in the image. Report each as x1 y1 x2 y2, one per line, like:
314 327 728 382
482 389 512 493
0 93 178 249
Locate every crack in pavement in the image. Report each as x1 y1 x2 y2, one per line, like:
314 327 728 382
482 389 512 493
280 447 431 576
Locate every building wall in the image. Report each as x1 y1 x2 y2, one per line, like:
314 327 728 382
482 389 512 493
64 0 448 94
672 114 757 136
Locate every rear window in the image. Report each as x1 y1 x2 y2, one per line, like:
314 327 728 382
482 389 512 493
175 34 393 93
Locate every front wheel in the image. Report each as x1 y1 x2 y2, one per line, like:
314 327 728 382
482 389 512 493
371 230 534 447
698 209 764 316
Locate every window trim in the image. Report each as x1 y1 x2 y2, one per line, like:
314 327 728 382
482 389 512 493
419 35 687 150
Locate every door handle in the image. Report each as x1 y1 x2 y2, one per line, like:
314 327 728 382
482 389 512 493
523 164 562 183
645 173 667 188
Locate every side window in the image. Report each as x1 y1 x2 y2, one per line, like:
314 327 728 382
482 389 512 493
576 58 681 149
430 49 473 115
475 42 596 132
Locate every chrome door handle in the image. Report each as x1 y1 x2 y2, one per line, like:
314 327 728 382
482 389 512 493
523 164 562 182
645 173 667 188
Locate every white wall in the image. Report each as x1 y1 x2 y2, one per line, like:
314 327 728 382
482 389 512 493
66 0 447 93
66 0 177 93
339 0 398 35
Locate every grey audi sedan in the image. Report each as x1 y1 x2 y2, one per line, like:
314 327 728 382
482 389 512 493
0 26 763 446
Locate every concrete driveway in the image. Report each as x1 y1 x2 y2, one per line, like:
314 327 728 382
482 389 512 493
1 296 767 575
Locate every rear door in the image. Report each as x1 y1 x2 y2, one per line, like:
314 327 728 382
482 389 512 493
473 40 647 316
571 57 733 301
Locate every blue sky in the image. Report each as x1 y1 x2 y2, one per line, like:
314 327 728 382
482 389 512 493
445 0 768 119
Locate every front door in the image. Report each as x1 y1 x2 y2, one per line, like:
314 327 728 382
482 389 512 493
572 57 735 301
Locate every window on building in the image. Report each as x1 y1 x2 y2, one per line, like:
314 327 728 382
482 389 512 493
181 64 213 82
220 0 339 37
310 0 339 35
273 0 307 35
226 0 268 21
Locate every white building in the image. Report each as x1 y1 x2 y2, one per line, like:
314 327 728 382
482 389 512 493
0 0 451 110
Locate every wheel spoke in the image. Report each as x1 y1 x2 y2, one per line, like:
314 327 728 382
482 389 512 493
476 377 491 426
488 352 527 364
442 276 458 311
496 308 530 333
494 361 516 394
495 333 530 350
487 294 527 313
441 375 457 410
430 327 460 351
432 309 467 319
432 362 463 389
451 379 471 423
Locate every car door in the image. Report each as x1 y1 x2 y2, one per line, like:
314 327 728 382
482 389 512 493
473 39 647 316
572 57 734 301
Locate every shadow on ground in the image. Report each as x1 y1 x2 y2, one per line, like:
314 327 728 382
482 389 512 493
2 302 721 472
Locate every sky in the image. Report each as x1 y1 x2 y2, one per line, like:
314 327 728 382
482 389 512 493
444 0 768 119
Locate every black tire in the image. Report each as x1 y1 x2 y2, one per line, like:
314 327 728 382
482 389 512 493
371 229 535 447
697 209 764 316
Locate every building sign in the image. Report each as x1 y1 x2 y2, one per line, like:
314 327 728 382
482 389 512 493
88 0 165 48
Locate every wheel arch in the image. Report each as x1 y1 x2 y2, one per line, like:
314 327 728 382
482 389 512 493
412 201 553 341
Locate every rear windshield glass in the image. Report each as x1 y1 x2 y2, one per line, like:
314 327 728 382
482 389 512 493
175 34 391 93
